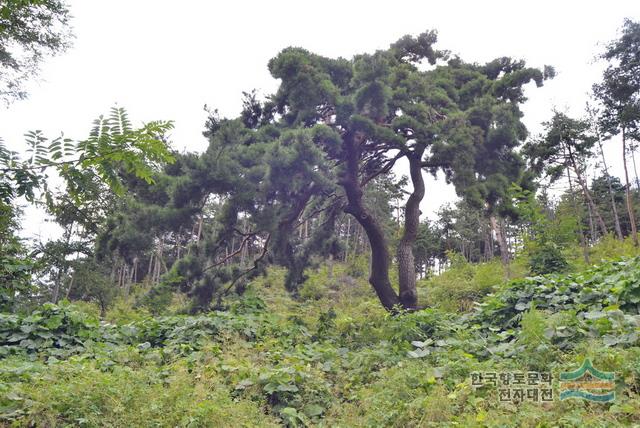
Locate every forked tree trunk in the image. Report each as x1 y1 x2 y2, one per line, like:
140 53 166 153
397 154 424 309
342 132 399 311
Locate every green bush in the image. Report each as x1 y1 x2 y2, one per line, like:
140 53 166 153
1 359 278 427
529 243 569 275
588 234 640 265
105 297 151 324
421 254 505 312
517 307 554 370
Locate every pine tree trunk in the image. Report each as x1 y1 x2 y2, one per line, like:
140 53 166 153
397 154 424 309
622 128 639 246
342 131 399 311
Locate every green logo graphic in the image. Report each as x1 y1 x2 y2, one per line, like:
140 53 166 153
559 359 615 402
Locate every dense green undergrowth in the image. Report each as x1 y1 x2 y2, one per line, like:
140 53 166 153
2 255 640 427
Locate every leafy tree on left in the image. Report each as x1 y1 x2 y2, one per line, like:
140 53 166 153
0 107 174 204
0 107 175 311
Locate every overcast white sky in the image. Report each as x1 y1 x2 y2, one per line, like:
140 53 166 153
2 0 639 238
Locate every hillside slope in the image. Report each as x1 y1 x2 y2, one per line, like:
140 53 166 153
1 258 640 426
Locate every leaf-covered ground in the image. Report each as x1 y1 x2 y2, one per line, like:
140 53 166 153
2 258 640 427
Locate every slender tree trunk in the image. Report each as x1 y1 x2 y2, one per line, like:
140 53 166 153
132 257 138 284
66 272 75 300
484 220 494 261
343 216 351 262
590 105 623 239
397 154 424 309
396 200 401 236
566 164 590 263
52 269 62 303
596 133 624 239
631 143 640 191
65 253 81 300
118 263 125 289
483 227 492 262
567 146 608 236
196 215 203 241
154 256 160 284
342 131 399 311
125 261 135 296
587 201 597 242
622 127 639 246
147 252 155 282
327 254 334 280
240 219 248 268
153 245 161 284
176 230 182 260
503 220 513 259
490 215 510 278
578 173 608 237
187 221 197 256
353 226 359 258
52 222 73 303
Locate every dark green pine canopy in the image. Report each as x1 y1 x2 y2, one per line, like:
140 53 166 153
98 31 551 311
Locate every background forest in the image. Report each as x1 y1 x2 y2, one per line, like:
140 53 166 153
1 2 640 427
